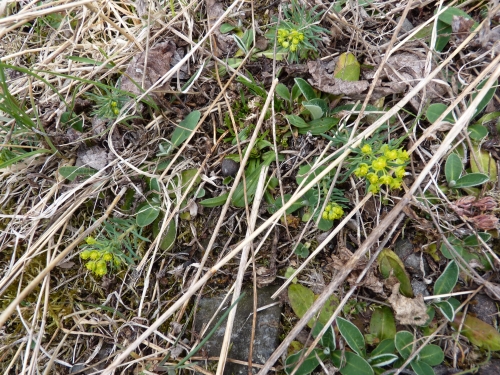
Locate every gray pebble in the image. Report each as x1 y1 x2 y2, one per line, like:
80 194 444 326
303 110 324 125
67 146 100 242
221 159 239 177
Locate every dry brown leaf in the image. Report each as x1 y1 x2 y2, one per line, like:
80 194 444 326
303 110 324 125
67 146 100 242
120 41 177 107
388 283 429 326
76 145 112 170
206 0 235 57
307 59 406 100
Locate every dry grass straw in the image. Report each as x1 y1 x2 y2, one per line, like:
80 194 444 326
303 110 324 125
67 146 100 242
0 0 499 373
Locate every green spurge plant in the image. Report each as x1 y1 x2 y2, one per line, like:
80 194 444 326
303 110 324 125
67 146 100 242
352 142 409 194
266 0 328 62
80 218 147 276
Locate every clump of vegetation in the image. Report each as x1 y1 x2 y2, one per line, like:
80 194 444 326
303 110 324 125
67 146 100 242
79 218 147 276
266 0 328 62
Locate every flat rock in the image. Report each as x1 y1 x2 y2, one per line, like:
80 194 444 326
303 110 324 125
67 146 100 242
194 285 282 375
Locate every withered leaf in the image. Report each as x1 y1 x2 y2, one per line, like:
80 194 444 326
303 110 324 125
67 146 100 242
120 41 176 107
388 283 429 326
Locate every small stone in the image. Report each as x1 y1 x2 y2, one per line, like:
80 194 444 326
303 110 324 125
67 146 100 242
221 159 239 177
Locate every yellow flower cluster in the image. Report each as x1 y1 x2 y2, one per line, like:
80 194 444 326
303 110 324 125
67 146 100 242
322 202 344 221
354 144 409 194
80 236 122 276
277 28 305 53
110 101 119 116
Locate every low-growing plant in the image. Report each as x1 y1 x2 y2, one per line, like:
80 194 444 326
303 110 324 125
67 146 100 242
266 0 328 62
80 218 147 276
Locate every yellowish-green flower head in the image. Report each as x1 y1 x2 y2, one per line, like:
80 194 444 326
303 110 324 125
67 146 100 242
86 236 97 245
397 149 409 161
89 250 100 260
394 166 406 179
80 250 91 260
371 157 387 171
390 178 403 190
354 163 369 177
384 149 398 160
368 184 380 194
367 173 379 185
361 144 372 155
379 175 393 186
322 202 344 221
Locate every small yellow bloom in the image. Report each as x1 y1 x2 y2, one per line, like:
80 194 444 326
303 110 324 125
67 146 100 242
86 237 97 245
80 250 91 260
384 149 398 160
394 166 406 179
298 33 305 41
354 163 369 177
368 184 380 194
290 44 297 52
379 175 393 186
361 144 372 154
390 178 403 190
371 157 387 171
282 41 290 48
397 149 409 161
89 250 100 260
86 261 96 271
367 173 379 185
292 38 300 45
102 252 113 262
322 211 329 220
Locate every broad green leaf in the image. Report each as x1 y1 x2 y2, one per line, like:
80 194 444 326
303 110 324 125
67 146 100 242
333 52 360 81
451 313 500 351
470 145 497 182
468 124 488 140
336 317 365 356
470 78 497 117
418 344 444 366
317 217 334 231
285 348 325 375
433 260 458 295
463 232 491 246
220 23 235 33
233 34 248 53
303 103 324 120
320 326 336 352
298 117 339 135
395 331 414 359
453 173 490 188
179 169 202 195
170 110 201 148
368 353 398 368
152 216 176 251
276 83 291 102
231 153 274 207
304 98 328 118
370 306 396 341
136 202 161 227
378 249 413 297
58 166 96 181
426 103 455 124
437 7 474 25
435 21 451 52
410 360 435 375
294 243 309 258
434 300 455 321
331 351 374 375
288 284 315 328
285 114 309 128
371 338 396 356
294 77 316 100
291 82 301 101
199 192 229 207
267 194 307 215
444 153 462 185
317 295 339 327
